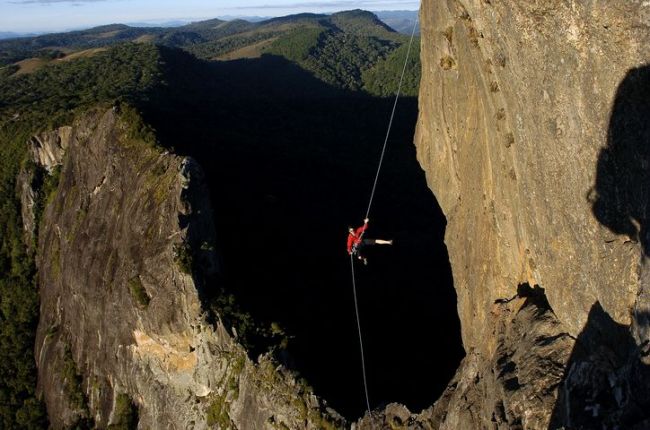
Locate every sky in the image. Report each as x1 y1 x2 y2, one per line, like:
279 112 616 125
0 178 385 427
0 0 419 33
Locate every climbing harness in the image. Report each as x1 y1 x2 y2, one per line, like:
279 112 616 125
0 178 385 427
349 13 420 416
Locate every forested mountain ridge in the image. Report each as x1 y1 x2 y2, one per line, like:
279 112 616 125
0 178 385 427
374 11 420 35
0 9 420 95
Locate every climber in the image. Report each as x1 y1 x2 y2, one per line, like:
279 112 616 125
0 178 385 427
347 218 393 264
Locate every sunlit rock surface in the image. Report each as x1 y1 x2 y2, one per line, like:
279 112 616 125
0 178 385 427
413 0 650 428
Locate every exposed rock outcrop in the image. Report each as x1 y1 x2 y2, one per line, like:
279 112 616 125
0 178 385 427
17 128 73 250
29 127 71 172
415 0 650 428
17 166 37 248
32 108 344 429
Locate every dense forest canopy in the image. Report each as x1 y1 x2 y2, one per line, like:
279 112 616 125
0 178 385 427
0 10 420 96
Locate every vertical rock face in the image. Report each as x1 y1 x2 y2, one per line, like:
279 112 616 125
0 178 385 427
17 128 73 249
32 108 343 429
416 0 650 428
429 285 573 429
416 0 649 349
17 167 36 248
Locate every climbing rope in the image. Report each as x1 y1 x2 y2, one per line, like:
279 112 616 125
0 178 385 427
350 253 371 416
364 13 420 220
349 13 420 417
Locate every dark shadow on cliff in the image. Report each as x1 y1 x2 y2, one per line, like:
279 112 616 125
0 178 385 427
516 282 551 309
590 65 650 254
135 47 464 419
548 302 650 429
559 64 650 428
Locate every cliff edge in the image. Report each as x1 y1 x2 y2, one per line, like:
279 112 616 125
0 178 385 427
28 108 343 429
415 0 650 428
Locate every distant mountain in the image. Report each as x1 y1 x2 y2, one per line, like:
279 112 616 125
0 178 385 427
217 15 272 22
375 10 420 35
125 20 189 28
0 31 42 40
0 9 420 95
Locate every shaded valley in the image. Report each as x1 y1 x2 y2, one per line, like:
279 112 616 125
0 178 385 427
139 49 463 418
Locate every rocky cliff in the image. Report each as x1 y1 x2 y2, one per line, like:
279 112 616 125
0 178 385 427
27 108 343 429
414 0 650 428
21 2 650 428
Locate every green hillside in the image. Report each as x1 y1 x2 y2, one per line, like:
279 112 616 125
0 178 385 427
362 41 421 96
330 9 396 37
0 10 420 96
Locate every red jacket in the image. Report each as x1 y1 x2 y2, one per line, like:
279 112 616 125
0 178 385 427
347 223 368 254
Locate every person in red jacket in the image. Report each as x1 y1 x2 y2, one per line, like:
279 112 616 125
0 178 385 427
347 218 393 264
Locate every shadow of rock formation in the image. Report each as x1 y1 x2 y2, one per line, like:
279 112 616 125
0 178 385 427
552 65 650 429
597 64 650 360
549 302 650 429
591 65 650 254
